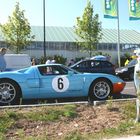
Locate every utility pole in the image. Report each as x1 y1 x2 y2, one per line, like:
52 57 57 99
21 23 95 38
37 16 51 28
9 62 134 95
117 0 121 67
43 0 46 60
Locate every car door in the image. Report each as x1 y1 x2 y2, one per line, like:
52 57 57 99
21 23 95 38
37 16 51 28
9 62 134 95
38 65 84 98
101 61 115 74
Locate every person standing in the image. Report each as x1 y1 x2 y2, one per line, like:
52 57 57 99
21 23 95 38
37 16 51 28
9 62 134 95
45 59 51 64
45 56 56 64
31 58 36 65
68 59 75 66
0 48 7 72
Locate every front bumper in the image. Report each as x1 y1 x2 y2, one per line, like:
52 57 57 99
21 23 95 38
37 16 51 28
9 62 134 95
113 82 126 94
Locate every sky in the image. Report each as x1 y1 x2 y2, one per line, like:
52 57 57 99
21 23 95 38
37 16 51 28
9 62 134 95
0 0 140 32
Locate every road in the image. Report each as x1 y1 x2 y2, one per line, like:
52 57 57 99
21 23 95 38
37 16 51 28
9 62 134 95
121 81 137 98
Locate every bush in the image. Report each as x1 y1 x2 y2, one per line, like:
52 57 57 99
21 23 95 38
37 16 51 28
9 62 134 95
53 55 67 64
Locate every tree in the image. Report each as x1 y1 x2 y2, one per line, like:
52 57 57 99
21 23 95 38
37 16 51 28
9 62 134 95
74 0 102 57
0 2 34 53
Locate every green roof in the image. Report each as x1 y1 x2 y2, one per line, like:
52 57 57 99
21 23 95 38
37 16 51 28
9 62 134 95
31 26 140 44
100 29 140 44
1 26 140 44
31 26 81 42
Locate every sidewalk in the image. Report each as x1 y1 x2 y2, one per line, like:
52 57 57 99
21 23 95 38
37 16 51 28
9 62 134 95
106 135 140 140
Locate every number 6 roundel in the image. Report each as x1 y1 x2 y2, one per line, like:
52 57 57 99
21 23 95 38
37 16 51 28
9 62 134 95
52 76 69 92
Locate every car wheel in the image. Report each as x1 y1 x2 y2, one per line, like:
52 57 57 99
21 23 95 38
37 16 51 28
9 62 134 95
89 78 112 101
0 80 20 105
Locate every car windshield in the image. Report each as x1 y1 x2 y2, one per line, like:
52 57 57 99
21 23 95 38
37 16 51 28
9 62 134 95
127 59 137 66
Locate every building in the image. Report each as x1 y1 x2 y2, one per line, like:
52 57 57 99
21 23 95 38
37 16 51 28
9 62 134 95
0 26 140 64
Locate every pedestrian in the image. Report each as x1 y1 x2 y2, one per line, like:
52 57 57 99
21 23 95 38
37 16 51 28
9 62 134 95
45 57 51 64
0 48 7 72
51 57 56 63
68 59 75 66
46 57 56 64
31 58 36 65
124 59 129 66
45 59 51 64
124 57 132 66
106 54 111 62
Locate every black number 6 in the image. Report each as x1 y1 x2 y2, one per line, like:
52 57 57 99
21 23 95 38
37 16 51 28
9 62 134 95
57 78 64 90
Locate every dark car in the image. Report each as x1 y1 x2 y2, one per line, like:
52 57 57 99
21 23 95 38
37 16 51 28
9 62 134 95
115 59 137 80
70 59 116 75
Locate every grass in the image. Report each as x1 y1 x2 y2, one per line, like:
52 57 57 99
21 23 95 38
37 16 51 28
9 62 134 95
62 121 140 140
64 131 85 140
0 101 140 140
24 104 77 121
0 112 16 133
0 104 78 140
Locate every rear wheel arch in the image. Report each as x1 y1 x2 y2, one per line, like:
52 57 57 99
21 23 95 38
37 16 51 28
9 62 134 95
0 78 22 105
88 77 113 101
1 78 22 93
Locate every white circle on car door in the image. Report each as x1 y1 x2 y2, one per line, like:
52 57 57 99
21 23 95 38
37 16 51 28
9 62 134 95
52 76 69 92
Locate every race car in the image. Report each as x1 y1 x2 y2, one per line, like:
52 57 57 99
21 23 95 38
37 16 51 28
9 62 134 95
0 64 126 105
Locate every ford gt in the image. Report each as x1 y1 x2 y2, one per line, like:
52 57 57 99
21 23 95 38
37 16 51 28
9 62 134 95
0 64 126 105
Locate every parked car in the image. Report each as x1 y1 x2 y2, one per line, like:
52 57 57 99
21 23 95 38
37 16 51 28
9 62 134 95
90 55 108 61
0 64 125 105
4 54 31 71
115 59 137 80
70 59 116 75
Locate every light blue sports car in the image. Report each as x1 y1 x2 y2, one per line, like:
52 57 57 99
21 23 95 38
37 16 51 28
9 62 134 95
0 64 125 105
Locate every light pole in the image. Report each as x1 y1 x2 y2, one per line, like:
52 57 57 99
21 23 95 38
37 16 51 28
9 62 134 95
43 0 46 60
117 0 121 67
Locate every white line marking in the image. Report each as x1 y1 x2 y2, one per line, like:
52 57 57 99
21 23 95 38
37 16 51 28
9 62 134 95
125 87 135 90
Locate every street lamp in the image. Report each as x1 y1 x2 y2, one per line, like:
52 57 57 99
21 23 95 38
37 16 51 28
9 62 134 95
43 0 46 60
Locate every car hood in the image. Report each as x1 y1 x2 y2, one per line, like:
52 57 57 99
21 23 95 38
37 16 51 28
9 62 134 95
116 66 127 71
116 65 134 71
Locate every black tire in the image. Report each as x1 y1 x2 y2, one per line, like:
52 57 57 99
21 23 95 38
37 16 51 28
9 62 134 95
88 78 112 101
0 80 20 105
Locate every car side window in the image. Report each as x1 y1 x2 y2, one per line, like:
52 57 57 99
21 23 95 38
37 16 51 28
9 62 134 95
92 61 101 68
38 66 68 76
101 61 112 67
38 66 54 75
56 66 68 75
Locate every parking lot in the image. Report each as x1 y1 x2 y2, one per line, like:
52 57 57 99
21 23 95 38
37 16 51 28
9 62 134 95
121 81 136 98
